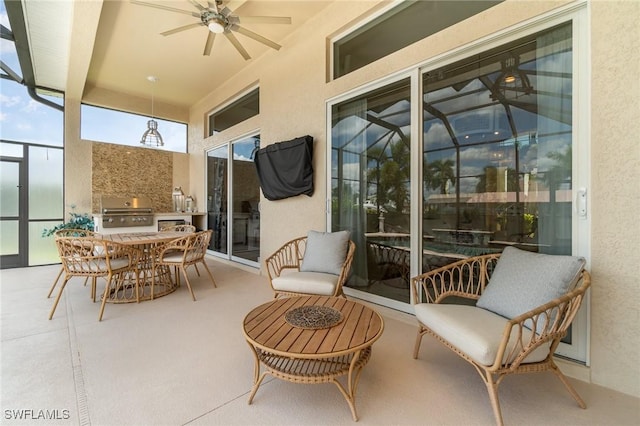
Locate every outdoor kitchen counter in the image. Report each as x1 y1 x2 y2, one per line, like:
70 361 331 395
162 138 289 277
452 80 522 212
98 231 186 303
93 212 206 234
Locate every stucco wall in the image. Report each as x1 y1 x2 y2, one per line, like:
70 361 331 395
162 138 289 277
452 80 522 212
184 0 640 398
589 0 640 398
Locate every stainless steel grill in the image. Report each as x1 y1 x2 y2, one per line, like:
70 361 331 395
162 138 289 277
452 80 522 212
100 196 154 228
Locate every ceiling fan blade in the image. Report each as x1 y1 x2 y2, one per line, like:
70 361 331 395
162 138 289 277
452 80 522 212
130 0 200 18
221 0 247 14
188 0 207 11
231 25 281 51
207 1 219 13
237 16 291 25
161 22 203 36
224 31 251 60
203 32 216 56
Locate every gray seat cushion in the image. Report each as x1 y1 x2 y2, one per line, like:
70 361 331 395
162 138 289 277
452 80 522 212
414 303 550 366
477 246 585 323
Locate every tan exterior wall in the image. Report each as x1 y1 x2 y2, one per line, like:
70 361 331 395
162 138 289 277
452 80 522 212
64 99 92 214
589 0 640 398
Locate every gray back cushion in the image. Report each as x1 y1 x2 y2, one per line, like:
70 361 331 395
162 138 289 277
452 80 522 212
300 230 351 276
477 246 585 320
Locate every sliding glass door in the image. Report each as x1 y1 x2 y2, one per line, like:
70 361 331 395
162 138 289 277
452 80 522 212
330 78 412 305
206 134 261 267
329 18 588 361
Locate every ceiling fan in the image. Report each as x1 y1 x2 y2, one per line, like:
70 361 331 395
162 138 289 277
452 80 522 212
131 0 292 60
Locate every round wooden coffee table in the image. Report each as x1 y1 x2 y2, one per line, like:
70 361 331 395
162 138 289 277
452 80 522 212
242 295 384 421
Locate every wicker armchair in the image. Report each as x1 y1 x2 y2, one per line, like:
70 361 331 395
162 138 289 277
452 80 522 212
151 230 216 301
265 235 356 298
50 237 140 321
159 224 200 275
411 247 591 426
47 229 96 299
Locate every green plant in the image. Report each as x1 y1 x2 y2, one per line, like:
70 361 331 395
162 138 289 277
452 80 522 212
42 207 95 237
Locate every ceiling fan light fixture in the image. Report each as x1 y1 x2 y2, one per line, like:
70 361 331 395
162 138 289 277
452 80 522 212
208 18 225 33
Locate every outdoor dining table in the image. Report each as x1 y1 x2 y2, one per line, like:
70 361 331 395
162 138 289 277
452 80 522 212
99 231 186 303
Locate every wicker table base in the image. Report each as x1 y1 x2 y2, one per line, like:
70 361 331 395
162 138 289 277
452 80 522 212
100 232 185 303
247 346 372 421
243 296 384 421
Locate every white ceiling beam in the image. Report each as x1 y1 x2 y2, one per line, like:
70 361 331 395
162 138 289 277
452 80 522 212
66 0 104 100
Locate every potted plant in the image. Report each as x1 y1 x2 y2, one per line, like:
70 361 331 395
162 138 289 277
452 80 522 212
42 206 95 237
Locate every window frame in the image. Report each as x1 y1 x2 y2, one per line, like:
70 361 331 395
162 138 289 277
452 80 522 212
329 0 504 80
206 85 260 137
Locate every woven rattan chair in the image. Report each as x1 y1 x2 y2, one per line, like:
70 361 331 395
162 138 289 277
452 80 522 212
160 223 200 275
160 224 196 233
151 229 216 301
50 237 140 321
265 232 356 298
411 247 591 426
47 229 96 299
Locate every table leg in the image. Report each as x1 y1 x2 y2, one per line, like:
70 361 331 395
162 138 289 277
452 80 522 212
246 343 268 404
330 349 366 421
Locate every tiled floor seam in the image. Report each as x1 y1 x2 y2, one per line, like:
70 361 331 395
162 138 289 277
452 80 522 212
181 377 276 425
65 294 91 426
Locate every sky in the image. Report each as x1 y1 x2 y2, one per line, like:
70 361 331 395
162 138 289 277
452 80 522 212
0 1 186 153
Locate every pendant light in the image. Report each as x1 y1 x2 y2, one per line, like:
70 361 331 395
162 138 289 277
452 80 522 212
140 75 164 147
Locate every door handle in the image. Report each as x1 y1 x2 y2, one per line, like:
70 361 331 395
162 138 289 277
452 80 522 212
576 187 587 219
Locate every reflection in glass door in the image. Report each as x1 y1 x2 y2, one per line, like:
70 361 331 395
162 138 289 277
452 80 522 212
206 134 261 267
207 146 228 255
231 136 261 263
330 79 412 305
329 20 586 361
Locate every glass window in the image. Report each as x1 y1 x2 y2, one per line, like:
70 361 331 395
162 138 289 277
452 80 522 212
29 146 64 220
0 221 19 256
29 221 59 265
0 161 20 217
81 104 187 153
0 142 24 157
331 78 411 303
208 88 259 135
421 22 573 268
333 0 502 78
